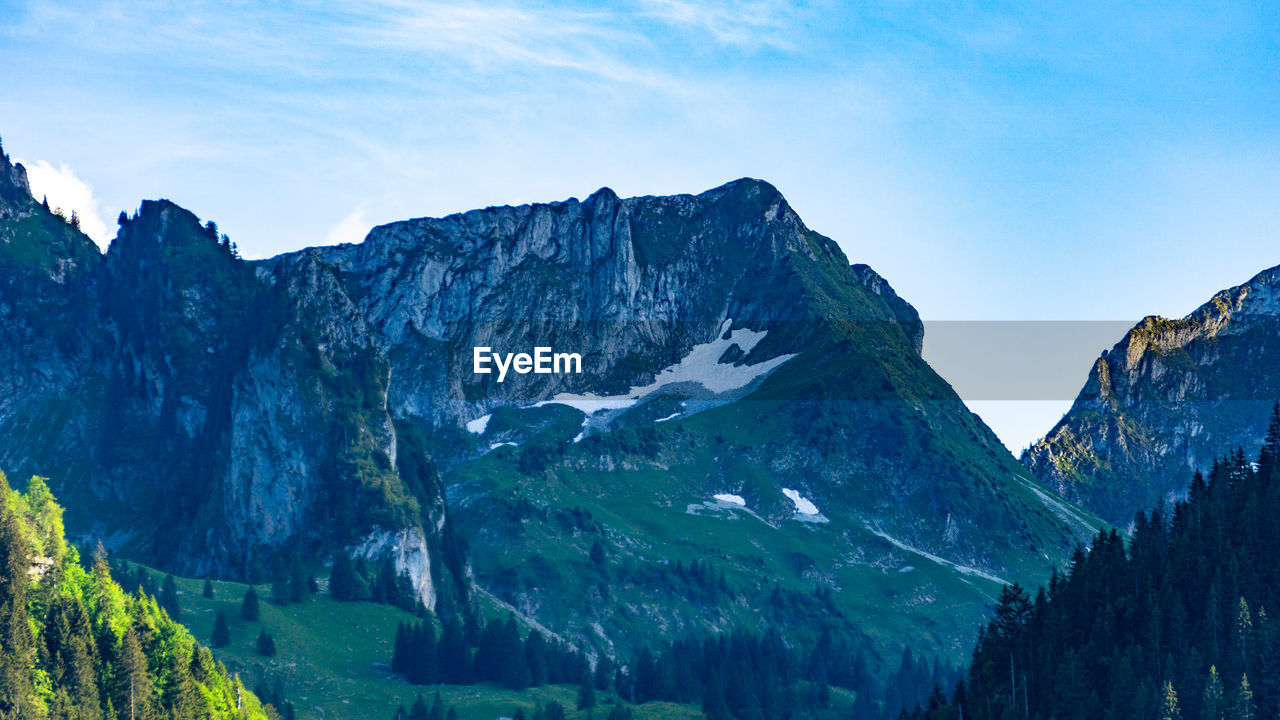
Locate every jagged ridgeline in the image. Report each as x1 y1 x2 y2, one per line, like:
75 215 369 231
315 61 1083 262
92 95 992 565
1024 265 1280 525
912 408 1280 720
0 472 270 719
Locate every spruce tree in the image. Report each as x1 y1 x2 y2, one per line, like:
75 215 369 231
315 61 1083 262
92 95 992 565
242 587 261 621
161 573 181 621
330 554 358 601
202 578 214 599
271 559 290 605
289 560 307 603
0 495 36 716
1160 681 1182 720
701 672 730 720
212 610 231 648
1205 665 1225 720
43 594 100 718
409 693 429 720
256 630 277 657
577 674 597 710
429 692 445 720
164 648 203 720
501 616 532 689
118 624 156 720
1232 674 1256 720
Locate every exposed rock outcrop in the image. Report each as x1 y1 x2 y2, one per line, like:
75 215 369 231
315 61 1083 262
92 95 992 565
1023 265 1280 523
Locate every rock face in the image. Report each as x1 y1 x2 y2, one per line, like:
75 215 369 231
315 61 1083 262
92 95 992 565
303 181 922 436
0 144 447 605
0 138 1099 654
1023 266 1280 524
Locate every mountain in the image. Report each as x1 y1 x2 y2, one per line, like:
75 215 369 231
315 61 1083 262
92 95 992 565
0 472 273 719
1023 266 1280 524
0 144 449 607
0 138 1098 660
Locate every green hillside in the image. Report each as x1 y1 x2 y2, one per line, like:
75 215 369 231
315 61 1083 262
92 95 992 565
110 561 771 720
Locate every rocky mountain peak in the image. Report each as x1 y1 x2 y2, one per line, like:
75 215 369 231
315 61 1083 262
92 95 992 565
0 141 33 208
1024 263 1280 523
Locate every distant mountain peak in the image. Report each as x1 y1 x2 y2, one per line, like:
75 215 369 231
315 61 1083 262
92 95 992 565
1024 263 1280 523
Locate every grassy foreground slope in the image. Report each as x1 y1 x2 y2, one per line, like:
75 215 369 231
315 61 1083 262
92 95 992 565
137 567 714 720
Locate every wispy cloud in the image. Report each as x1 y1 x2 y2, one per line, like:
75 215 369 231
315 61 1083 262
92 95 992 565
636 0 797 50
340 1 677 88
322 205 372 247
19 159 110 250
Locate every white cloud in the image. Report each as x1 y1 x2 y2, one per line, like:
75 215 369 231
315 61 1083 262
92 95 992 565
323 205 372 246
19 159 110 251
637 0 796 50
346 1 673 88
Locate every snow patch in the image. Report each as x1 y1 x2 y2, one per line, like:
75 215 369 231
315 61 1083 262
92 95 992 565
654 412 682 423
782 488 820 515
572 417 590 443
863 523 1007 585
465 414 491 434
488 442 517 451
1011 473 1098 536
535 319 796 417
713 494 746 506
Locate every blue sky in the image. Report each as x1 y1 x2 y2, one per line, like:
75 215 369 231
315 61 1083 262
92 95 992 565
2 1 1277 451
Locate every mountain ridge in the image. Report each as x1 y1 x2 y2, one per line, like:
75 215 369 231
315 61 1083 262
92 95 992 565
0 138 1098 660
1023 263 1280 523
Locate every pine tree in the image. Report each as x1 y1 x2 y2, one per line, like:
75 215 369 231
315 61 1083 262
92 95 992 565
577 674 597 710
0 493 36 717
1160 681 1182 720
594 655 614 692
1237 597 1254 671
376 556 399 606
118 624 156 720
242 587 261 621
289 560 307 604
164 647 203 720
429 692 445 720
271 559 290 605
161 573 181 621
212 610 231 648
502 616 532 689
409 694 429 720
42 594 100 720
330 554 359 601
256 630 277 657
1231 674 1255 720
1205 665 1225 720
202 578 214 598
702 671 730 720
438 617 471 684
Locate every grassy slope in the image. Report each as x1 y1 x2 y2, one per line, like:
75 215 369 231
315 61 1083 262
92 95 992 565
456 426 1004 660
147 569 709 720
448 330 1103 663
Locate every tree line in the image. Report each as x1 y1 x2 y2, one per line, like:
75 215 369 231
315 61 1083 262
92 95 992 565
905 406 1280 720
